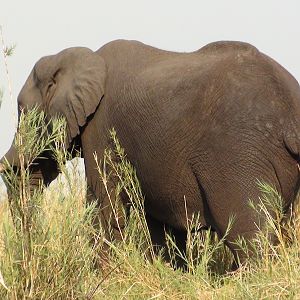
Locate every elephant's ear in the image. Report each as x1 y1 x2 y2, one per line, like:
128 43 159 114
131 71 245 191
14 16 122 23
47 48 106 148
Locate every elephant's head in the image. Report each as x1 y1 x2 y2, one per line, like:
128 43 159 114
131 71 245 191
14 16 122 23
0 47 106 188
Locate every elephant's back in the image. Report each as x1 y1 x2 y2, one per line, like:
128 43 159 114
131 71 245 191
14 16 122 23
196 40 259 55
101 38 300 162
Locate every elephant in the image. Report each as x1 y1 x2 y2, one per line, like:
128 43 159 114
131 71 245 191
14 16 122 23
1 39 300 268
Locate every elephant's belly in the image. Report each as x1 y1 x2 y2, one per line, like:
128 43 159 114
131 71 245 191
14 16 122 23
137 164 206 231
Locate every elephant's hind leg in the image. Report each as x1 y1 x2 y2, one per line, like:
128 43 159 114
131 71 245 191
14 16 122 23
207 186 279 270
146 214 187 269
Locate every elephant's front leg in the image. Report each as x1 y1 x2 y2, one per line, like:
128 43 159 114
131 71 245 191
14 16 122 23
86 178 129 263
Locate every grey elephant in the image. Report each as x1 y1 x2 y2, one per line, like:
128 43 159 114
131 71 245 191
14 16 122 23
1 40 300 268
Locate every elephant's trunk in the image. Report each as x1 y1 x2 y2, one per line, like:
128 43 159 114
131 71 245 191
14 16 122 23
0 139 56 193
0 137 22 170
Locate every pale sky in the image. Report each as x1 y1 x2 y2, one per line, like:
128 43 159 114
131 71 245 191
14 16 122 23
0 0 300 160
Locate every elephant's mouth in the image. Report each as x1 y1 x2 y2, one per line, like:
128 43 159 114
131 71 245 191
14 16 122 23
0 140 60 189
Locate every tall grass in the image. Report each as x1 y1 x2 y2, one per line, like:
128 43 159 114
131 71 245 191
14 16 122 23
1 109 300 298
0 110 100 299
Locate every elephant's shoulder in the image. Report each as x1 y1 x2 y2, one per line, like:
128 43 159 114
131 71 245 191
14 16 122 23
96 39 161 55
197 41 259 56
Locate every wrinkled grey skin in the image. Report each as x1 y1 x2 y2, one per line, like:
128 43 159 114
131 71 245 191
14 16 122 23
1 40 300 268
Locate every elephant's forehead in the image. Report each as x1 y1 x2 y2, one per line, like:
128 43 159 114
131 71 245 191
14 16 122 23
34 56 55 80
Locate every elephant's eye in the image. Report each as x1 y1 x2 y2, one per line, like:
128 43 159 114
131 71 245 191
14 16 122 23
46 80 56 99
